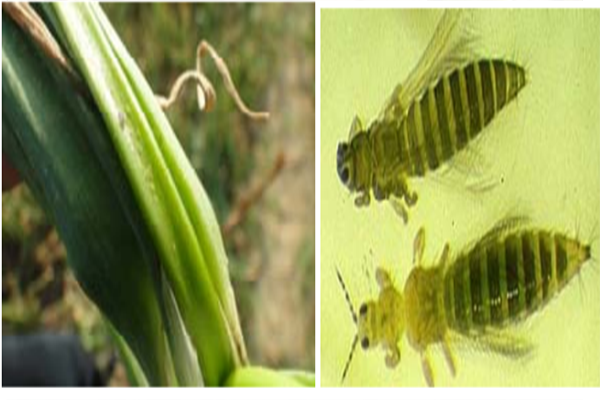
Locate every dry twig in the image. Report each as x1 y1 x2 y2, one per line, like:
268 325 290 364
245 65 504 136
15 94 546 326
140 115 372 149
222 152 286 236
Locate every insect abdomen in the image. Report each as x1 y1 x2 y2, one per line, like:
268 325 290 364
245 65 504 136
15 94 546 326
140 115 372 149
444 230 590 332
400 59 526 178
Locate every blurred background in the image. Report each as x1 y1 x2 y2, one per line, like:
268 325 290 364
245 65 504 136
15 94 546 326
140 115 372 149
2 3 315 386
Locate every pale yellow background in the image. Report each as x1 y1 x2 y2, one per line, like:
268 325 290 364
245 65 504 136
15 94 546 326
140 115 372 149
321 9 600 387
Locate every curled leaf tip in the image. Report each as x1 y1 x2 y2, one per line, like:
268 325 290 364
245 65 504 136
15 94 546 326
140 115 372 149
156 40 269 121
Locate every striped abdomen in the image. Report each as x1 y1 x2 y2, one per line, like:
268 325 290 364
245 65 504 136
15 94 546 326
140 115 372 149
443 230 590 333
373 59 526 178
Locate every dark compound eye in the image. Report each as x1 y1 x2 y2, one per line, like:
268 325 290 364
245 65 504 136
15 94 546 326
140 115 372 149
359 303 367 316
361 337 370 349
337 143 348 164
336 143 351 185
340 167 349 184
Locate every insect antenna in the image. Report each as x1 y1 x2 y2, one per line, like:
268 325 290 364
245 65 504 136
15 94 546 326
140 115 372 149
336 267 357 324
341 335 359 383
336 267 360 382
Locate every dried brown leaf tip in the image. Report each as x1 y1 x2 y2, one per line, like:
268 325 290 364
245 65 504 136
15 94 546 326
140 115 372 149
3 3 80 85
157 40 270 121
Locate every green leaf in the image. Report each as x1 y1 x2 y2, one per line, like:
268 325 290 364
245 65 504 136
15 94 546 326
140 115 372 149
3 12 174 385
225 366 312 388
46 3 246 385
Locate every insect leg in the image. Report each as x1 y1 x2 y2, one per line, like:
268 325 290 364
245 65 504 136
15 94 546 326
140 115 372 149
396 177 418 207
420 348 435 387
405 189 418 207
349 115 364 139
404 182 418 207
438 243 450 268
375 267 393 290
354 191 371 207
390 197 409 224
413 227 426 266
385 344 401 369
372 171 390 201
373 181 387 201
387 174 416 222
442 335 457 377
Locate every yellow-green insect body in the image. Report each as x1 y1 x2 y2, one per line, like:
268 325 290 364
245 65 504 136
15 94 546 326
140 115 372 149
338 220 592 386
336 11 527 222
336 267 406 382
358 269 405 368
443 225 591 333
